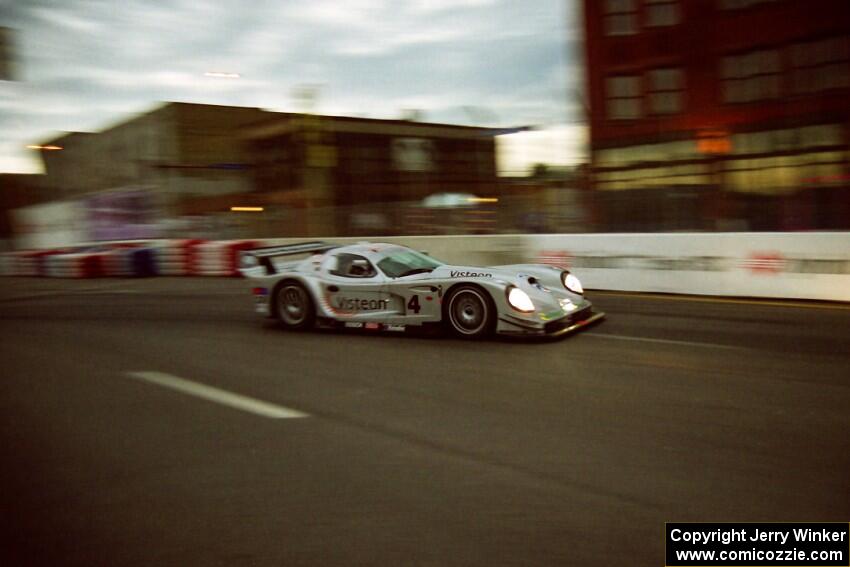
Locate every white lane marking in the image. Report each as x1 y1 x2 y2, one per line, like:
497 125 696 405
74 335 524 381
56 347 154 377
584 332 746 350
126 371 309 419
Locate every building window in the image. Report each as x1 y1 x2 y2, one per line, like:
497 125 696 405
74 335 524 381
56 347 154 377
606 75 642 119
646 0 680 27
790 36 850 94
731 125 843 155
647 68 683 114
721 49 781 103
605 0 638 36
719 0 779 9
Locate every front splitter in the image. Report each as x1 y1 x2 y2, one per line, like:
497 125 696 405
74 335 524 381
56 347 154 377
546 311 606 337
498 310 606 339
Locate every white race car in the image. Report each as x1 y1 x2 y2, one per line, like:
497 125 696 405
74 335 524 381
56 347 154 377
240 241 604 339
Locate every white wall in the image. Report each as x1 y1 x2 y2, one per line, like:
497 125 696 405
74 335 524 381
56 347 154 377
9 230 850 302
525 232 850 301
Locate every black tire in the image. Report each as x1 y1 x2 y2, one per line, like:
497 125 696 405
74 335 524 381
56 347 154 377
444 285 495 339
274 281 315 330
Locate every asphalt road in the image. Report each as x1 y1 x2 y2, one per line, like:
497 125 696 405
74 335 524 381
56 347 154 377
1 278 848 566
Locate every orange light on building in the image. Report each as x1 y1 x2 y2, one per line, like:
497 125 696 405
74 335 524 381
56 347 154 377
466 197 499 203
230 206 264 212
26 144 63 150
697 129 732 154
697 138 732 154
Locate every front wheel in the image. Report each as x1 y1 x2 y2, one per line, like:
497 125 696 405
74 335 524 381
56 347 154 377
274 282 315 330
445 285 495 339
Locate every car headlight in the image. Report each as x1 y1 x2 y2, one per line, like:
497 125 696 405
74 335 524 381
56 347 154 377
506 286 535 312
561 272 583 294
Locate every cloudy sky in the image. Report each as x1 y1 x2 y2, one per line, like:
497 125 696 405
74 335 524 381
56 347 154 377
0 0 586 175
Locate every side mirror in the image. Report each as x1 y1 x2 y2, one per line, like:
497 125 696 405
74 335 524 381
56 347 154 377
420 250 430 256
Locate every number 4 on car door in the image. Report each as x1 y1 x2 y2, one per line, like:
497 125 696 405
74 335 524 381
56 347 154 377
407 294 421 314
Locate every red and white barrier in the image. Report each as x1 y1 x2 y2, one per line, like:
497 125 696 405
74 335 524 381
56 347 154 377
3 233 848 302
44 251 107 278
154 239 206 276
100 244 135 277
44 253 83 278
7 249 69 277
15 251 41 277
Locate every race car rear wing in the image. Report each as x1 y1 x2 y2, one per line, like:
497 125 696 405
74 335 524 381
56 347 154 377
241 241 338 275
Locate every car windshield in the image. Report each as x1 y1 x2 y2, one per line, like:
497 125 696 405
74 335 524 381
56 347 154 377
377 249 444 278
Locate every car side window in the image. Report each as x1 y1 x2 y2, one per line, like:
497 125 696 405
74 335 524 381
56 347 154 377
329 253 377 278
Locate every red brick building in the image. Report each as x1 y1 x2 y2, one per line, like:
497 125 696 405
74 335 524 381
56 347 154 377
583 0 850 231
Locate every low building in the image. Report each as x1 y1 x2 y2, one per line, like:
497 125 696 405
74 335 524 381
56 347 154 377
36 102 267 215
31 102 514 238
241 113 502 236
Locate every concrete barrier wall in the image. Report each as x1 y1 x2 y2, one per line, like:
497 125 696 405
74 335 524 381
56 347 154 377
3 232 848 301
525 232 850 302
262 232 850 301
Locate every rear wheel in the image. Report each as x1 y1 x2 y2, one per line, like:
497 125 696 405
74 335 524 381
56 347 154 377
445 285 495 339
274 282 315 330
